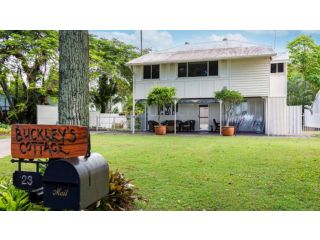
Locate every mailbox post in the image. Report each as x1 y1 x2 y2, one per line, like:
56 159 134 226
10 124 109 210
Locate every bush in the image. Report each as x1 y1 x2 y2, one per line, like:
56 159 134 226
214 87 244 126
147 86 176 125
0 171 144 211
0 177 46 211
0 123 10 129
93 170 146 211
0 123 10 135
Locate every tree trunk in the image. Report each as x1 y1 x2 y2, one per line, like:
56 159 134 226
100 103 106 114
58 30 89 126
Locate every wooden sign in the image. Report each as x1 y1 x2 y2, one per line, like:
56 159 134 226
11 124 89 159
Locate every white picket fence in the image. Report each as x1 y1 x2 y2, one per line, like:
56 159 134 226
90 112 129 130
37 105 143 131
37 105 129 129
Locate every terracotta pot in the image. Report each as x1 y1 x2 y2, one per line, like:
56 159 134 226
221 126 235 136
154 125 167 135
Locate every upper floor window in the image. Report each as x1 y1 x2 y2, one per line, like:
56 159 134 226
271 63 284 73
178 61 218 78
188 62 208 77
144 65 159 79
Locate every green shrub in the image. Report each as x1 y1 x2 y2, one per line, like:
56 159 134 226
0 170 144 211
0 128 10 135
0 123 10 129
0 177 46 211
0 123 10 135
92 170 146 211
147 86 176 124
214 87 244 126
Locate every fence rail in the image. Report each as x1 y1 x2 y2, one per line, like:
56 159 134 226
91 114 144 132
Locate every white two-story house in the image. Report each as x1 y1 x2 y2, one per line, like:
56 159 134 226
127 40 302 135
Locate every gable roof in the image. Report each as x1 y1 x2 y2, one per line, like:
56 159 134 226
271 52 290 63
127 40 276 65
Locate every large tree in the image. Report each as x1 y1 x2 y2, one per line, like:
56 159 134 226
58 30 89 126
89 36 139 113
287 35 320 110
90 74 119 113
0 30 58 123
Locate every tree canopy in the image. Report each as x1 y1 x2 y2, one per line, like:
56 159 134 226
287 35 320 109
0 30 59 123
0 31 140 123
89 36 139 113
147 86 176 124
214 87 244 126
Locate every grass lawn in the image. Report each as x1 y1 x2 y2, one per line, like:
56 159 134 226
0 135 10 140
1 133 320 210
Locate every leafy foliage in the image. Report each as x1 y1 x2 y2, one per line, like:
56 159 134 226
0 124 10 135
0 31 139 123
90 74 119 113
0 177 46 211
287 71 318 110
215 87 244 126
147 86 176 124
122 95 144 116
287 35 320 109
89 36 139 113
0 30 59 123
92 170 145 211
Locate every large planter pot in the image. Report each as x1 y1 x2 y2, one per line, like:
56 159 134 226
221 126 235 136
154 125 167 135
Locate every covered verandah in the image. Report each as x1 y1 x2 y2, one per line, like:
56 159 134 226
132 98 222 135
132 97 266 135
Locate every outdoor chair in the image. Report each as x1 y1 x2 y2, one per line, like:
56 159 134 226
181 120 195 132
161 120 182 132
213 119 220 132
148 120 159 132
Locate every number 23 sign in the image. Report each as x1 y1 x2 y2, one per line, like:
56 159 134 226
13 171 42 191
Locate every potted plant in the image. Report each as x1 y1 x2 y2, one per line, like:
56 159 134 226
214 87 244 136
147 86 176 135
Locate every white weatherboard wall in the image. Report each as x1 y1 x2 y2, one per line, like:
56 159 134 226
270 72 287 97
230 58 270 97
266 97 302 135
134 57 270 100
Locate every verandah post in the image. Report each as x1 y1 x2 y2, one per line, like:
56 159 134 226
174 99 177 135
219 100 222 135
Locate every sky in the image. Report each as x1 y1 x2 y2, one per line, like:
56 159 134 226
90 30 320 53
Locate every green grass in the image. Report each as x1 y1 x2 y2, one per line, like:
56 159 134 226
1 133 320 210
0 135 10 140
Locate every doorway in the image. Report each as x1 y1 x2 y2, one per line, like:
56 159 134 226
199 105 209 131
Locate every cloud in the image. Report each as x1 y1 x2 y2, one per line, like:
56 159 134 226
245 30 289 36
300 30 320 34
208 33 248 42
91 30 174 51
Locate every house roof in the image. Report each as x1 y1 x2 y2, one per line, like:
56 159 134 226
127 40 276 65
271 52 290 63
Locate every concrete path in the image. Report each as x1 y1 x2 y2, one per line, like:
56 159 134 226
0 138 11 158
